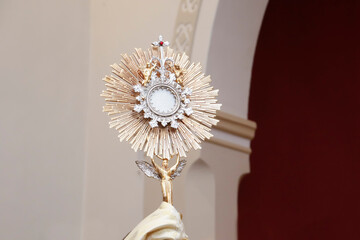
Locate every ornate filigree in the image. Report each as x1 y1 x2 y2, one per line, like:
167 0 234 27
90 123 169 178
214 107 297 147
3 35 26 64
101 35 221 159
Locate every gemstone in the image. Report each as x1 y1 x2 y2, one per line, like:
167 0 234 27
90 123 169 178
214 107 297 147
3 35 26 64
161 120 168 127
182 87 192 96
177 113 184 120
134 104 143 113
144 112 152 118
149 120 158 128
184 107 193 116
133 84 143 93
171 120 179 128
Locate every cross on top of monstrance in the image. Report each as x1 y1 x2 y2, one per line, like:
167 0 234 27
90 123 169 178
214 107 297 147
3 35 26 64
101 35 221 205
152 35 169 47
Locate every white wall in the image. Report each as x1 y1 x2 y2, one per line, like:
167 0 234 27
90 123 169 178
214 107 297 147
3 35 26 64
81 1 181 239
185 159 215 240
207 0 268 118
0 1 89 239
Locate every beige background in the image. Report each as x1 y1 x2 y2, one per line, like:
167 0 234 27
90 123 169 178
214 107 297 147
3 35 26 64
0 1 89 239
0 0 268 239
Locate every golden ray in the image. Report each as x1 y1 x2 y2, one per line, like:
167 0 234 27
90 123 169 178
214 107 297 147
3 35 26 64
101 38 221 159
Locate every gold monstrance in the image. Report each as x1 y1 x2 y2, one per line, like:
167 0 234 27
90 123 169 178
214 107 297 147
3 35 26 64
101 36 220 207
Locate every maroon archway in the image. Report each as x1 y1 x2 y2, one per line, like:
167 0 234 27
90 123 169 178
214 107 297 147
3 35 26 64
238 1 360 239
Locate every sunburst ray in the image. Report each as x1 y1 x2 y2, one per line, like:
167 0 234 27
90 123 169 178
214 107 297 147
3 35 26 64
101 37 221 159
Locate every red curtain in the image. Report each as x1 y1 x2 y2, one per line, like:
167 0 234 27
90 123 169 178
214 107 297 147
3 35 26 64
238 1 360 239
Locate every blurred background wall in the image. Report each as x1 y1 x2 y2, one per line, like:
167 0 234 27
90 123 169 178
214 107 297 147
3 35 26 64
0 1 89 239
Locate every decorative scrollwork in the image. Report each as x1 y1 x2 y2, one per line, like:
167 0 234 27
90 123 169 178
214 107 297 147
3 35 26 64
174 24 193 54
181 0 200 13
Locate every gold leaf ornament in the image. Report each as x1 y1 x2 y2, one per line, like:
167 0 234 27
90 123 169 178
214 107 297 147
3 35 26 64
101 36 221 159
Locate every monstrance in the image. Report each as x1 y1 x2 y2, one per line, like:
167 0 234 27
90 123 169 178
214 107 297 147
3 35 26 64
101 35 221 239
